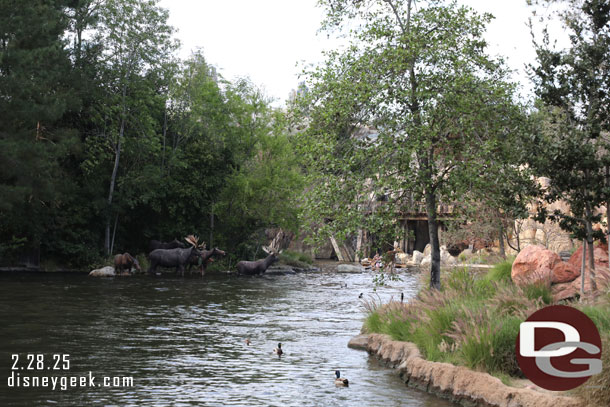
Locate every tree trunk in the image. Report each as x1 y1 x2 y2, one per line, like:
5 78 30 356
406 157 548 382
498 222 505 258
584 206 598 291
105 85 126 255
581 239 586 296
425 188 441 290
607 164 609 269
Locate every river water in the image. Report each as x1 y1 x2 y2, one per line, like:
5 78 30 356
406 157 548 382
1 263 455 406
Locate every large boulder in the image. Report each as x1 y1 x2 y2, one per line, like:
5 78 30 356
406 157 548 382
511 245 560 287
567 242 609 272
412 250 424 265
89 266 115 277
551 262 580 284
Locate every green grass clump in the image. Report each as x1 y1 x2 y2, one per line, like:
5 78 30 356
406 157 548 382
522 282 553 304
485 259 513 283
279 250 313 268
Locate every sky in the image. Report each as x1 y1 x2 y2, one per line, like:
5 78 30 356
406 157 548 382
158 0 560 105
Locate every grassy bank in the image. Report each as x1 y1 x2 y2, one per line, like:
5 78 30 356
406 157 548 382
363 260 610 405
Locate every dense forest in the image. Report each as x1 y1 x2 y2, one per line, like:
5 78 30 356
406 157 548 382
0 0 302 267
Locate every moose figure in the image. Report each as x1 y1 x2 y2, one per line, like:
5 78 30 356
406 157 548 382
147 235 203 276
114 253 141 275
236 245 282 275
188 247 227 276
149 238 186 252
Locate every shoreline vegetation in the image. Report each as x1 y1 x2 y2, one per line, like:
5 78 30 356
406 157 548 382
361 260 610 407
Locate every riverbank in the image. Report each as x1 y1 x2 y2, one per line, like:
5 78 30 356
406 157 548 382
358 260 610 406
349 333 581 407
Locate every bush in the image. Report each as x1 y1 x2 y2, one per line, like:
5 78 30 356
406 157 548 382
279 250 313 268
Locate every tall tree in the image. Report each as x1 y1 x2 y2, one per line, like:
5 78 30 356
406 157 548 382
296 0 528 289
0 0 79 258
528 0 610 291
89 0 178 254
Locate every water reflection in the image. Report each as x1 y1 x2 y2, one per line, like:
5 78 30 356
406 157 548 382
0 265 455 406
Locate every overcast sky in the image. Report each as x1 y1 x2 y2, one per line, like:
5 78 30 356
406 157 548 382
158 0 558 105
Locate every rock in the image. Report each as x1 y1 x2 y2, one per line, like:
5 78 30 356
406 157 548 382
337 264 365 273
412 251 424 265
511 245 560 287
421 255 431 266
568 242 609 273
551 261 580 284
418 249 455 266
89 266 115 277
423 244 431 256
347 334 369 350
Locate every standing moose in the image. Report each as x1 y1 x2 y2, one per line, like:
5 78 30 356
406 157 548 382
236 245 282 276
114 253 141 274
187 247 227 276
147 235 203 276
149 239 186 252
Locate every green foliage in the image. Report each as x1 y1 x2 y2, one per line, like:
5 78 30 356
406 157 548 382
485 259 514 283
361 265 554 377
522 282 553 305
527 0 610 246
295 0 531 289
279 250 313 268
0 1 304 268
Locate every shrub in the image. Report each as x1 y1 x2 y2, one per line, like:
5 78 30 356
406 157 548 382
279 250 313 268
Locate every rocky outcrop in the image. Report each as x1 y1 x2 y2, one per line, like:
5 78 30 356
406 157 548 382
567 242 609 272
511 245 560 287
89 266 116 277
353 333 582 407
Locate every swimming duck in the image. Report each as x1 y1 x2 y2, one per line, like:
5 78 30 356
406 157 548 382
273 342 283 356
245 338 251 346
334 370 349 387
358 293 363 299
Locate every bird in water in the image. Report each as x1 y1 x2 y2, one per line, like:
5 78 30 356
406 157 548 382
334 370 349 387
400 292 404 303
358 293 363 299
245 338 251 346
273 342 283 356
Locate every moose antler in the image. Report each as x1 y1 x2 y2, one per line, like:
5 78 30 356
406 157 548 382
267 229 285 255
185 235 207 250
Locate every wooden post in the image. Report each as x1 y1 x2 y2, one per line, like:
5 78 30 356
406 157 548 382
330 236 345 261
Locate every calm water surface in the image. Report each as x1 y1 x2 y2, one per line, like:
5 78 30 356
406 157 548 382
0 263 456 406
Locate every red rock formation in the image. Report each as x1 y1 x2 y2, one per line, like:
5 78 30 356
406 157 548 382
511 245 561 287
551 262 581 284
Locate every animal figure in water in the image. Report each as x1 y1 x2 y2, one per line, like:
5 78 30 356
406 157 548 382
114 253 141 274
236 246 281 275
273 343 283 356
334 370 349 387
187 247 227 276
147 235 202 276
148 238 186 252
